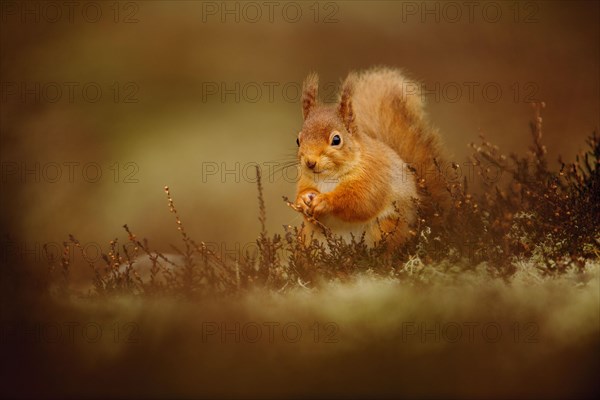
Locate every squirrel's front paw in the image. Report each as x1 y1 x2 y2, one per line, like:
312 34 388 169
296 190 319 215
308 193 331 219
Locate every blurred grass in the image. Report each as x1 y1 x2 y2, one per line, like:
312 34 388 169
2 261 598 398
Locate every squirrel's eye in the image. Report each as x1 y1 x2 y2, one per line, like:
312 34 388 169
331 134 341 146
296 138 300 147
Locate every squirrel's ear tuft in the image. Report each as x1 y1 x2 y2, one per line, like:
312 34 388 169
302 72 319 120
339 73 357 133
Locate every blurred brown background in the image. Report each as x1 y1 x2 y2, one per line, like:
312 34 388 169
1 1 598 272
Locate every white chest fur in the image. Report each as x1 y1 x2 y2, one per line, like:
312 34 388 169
315 176 339 194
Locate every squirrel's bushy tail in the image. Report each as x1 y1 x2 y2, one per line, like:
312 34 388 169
349 67 450 214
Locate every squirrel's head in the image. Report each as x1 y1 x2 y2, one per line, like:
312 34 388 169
296 73 360 178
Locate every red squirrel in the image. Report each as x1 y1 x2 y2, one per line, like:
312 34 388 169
294 67 449 246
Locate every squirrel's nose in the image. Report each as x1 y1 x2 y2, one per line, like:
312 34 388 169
306 159 317 170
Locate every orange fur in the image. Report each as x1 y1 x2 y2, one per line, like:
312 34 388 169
294 67 449 247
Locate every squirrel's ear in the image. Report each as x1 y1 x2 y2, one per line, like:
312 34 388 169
302 72 319 120
339 73 357 133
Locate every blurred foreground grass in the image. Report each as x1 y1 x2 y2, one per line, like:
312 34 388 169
2 262 598 398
